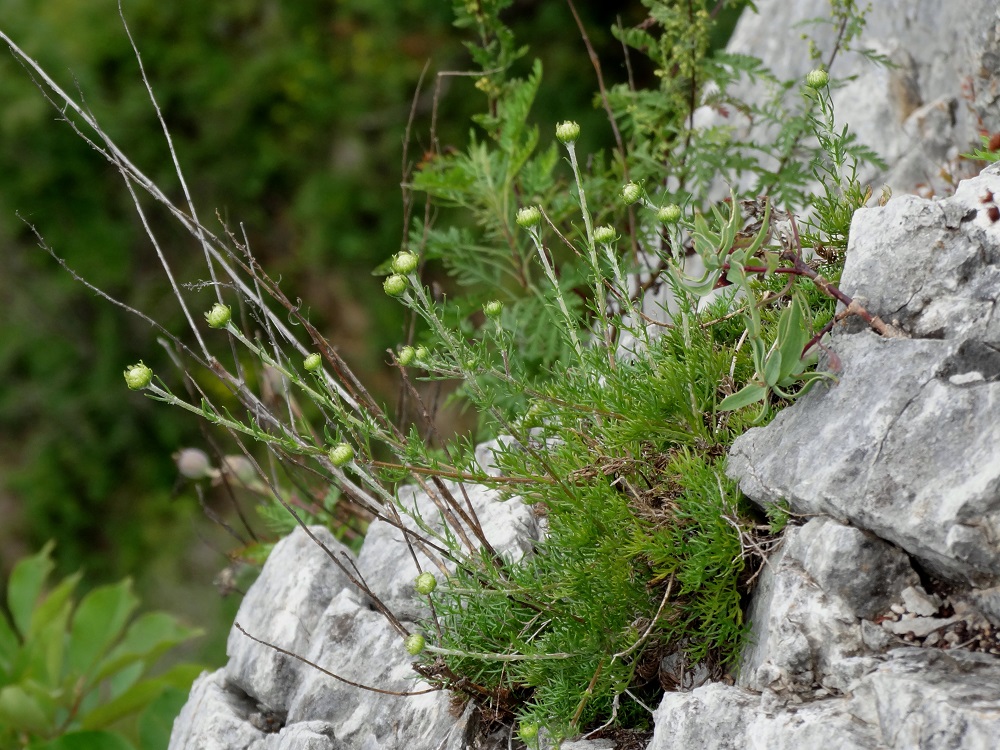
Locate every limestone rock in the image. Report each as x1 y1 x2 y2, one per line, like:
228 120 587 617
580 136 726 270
168 671 267 750
225 526 355 714
739 517 917 694
169 477 530 749
726 0 1000 194
652 649 1000 750
355 476 538 609
727 165 1000 585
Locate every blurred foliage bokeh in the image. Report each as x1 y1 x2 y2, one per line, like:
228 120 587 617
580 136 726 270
0 0 674 663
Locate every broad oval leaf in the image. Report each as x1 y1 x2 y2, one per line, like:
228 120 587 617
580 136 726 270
718 383 768 412
68 580 140 679
7 541 56 638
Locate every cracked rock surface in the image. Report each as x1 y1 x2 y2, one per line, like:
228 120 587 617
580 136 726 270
729 163 1000 585
168 462 539 750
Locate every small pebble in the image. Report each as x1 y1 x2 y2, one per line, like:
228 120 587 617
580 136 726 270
890 604 906 615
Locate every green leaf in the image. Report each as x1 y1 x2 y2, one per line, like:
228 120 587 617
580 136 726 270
7 541 56 638
67 579 140 679
0 684 51 733
137 687 189 750
0 610 18 677
28 730 137 750
775 297 811 384
92 614 200 685
81 664 201 731
718 383 768 412
762 350 783 388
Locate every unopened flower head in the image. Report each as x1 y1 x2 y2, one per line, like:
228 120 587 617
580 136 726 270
391 251 419 275
303 353 323 372
414 345 430 362
205 302 232 329
175 448 215 480
621 182 642 205
220 454 257 484
398 345 416 367
555 120 581 144
328 443 355 468
484 300 503 318
124 361 153 390
519 722 540 741
383 274 408 297
415 572 438 595
593 225 617 244
516 205 541 228
657 204 682 224
805 68 829 89
404 633 426 655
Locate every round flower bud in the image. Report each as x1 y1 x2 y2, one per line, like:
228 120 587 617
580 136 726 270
391 251 419 275
303 353 323 372
805 68 829 89
593 225 617 244
205 302 232 329
657 204 682 224
124 361 153 390
621 182 642 205
414 572 438 595
484 300 503 319
220 454 257 484
404 633 426 655
414 346 430 362
328 443 355 468
383 274 408 297
555 120 581 144
175 448 215 480
518 722 540 741
398 346 416 367
515 205 542 229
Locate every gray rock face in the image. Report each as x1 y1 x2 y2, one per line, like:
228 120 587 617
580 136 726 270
728 164 1000 585
169 471 537 750
651 648 1000 750
739 518 917 695
725 0 1000 195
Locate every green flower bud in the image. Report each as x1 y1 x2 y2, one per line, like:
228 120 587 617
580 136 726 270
124 361 153 390
303 353 323 372
518 722 540 741
484 300 503 319
383 274 408 297
516 205 541 228
657 204 682 224
555 120 581 144
175 448 215 480
328 443 355 468
391 251 419 275
593 225 617 244
414 346 430 362
206 302 232 329
414 572 437 595
621 182 642 205
805 68 829 89
398 346 416 367
404 633 426 655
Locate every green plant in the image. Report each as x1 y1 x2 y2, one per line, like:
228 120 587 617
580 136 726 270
0 543 202 749
0 0 900 745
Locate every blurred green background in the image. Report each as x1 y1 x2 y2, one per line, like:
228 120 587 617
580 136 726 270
0 0 680 665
